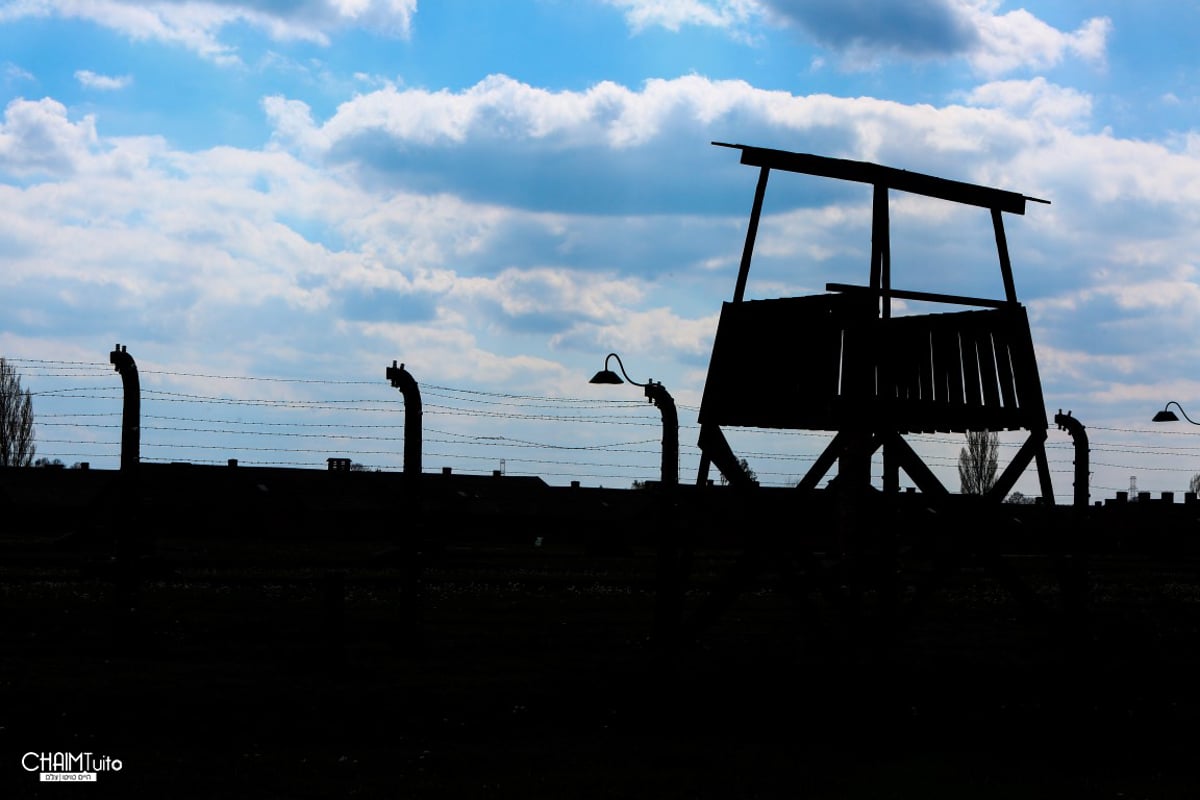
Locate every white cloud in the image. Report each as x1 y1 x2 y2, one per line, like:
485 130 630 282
552 307 720 361
618 0 1111 77
261 73 1103 215
965 77 1092 125
603 0 759 32
74 69 132 90
4 62 35 84
461 267 643 322
263 94 330 156
0 96 98 176
0 0 418 64
968 5 1110 76
761 0 978 59
352 319 571 386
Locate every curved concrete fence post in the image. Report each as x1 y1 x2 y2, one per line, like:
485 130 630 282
386 361 422 477
110 344 140 476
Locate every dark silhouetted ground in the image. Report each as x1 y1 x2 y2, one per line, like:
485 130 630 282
5 531 1200 798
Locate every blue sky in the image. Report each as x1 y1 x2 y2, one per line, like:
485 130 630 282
4 0 1200 499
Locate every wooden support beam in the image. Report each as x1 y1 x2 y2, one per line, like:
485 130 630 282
870 184 891 319
733 166 770 304
826 283 1012 309
884 433 949 496
796 431 850 491
987 429 1046 501
993 208 1019 304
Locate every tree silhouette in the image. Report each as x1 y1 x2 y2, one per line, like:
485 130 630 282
958 430 998 495
1189 473 1200 496
0 358 35 467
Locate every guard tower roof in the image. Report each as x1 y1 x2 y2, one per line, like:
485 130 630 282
713 142 1049 215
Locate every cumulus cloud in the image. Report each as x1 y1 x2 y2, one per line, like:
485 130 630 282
262 72 1111 214
611 0 1111 77
762 0 980 58
965 77 1092 125
75 70 132 90
968 5 1110 76
0 96 704 389
269 74 786 212
552 307 720 362
0 0 418 64
459 267 645 336
352 319 572 387
0 97 98 176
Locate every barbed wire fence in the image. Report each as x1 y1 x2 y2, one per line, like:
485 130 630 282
10 356 1200 499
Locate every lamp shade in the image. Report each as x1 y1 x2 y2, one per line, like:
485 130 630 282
1153 409 1180 422
589 369 623 385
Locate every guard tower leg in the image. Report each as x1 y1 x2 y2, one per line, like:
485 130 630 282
697 424 754 487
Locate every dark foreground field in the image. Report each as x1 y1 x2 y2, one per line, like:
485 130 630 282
5 528 1200 798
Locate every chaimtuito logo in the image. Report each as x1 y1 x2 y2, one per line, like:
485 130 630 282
22 752 124 782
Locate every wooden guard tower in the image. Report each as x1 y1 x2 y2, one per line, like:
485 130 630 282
697 143 1054 502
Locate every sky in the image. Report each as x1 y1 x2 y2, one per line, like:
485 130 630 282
3 0 1200 500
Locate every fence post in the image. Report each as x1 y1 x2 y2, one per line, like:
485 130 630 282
1054 410 1089 509
110 344 140 475
385 361 422 477
108 344 144 647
